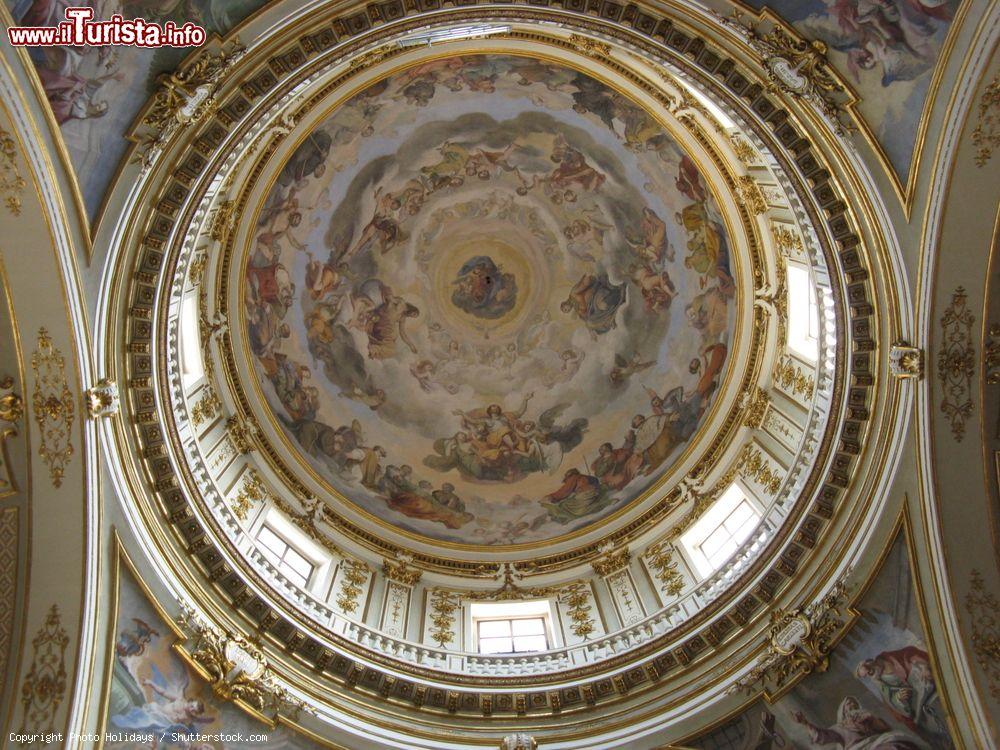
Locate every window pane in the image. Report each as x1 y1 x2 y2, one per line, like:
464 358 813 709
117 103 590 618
479 637 513 654
281 565 308 588
257 526 286 557
284 550 313 578
513 635 547 653
511 618 545 636
479 620 511 638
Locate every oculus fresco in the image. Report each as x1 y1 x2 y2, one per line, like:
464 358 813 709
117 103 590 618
242 54 737 545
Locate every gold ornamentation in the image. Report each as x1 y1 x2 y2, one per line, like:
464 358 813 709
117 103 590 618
740 447 782 495
226 415 259 454
559 583 596 639
965 569 1000 698
888 343 924 380
500 733 538 750
349 43 400 71
734 581 849 696
0 375 24 424
730 136 758 165
336 560 369 614
31 329 75 487
0 377 21 497
188 252 208 286
569 34 612 58
231 469 267 522
937 287 975 441
19 605 69 735
723 12 850 134
135 40 246 167
741 387 771 429
382 558 422 586
771 223 804 256
972 74 1000 168
85 378 119 418
0 509 16 684
591 546 631 577
737 175 768 215
429 589 460 647
190 388 221 427
210 200 236 247
985 324 1000 385
178 608 305 721
645 542 684 597
0 126 25 216
773 355 815 398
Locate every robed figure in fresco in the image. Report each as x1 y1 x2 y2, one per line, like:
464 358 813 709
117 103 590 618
451 256 518 319
792 697 922 749
561 272 627 336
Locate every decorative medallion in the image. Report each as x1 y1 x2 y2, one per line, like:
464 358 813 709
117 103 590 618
937 287 975 441
241 53 737 547
84 378 120 418
972 74 1000 168
0 126 25 216
889 343 924 380
30 328 75 488
19 605 69 736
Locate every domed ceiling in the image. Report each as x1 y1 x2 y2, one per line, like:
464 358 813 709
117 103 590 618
241 53 737 545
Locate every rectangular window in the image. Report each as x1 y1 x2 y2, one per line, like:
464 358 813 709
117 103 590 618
477 617 548 654
255 524 314 587
680 484 761 577
179 293 204 387
787 265 819 361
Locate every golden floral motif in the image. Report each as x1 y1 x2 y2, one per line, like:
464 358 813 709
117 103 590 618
231 469 267 522
190 388 221 427
773 355 815 398
335 559 370 614
1 377 23 497
591 546 631 577
937 287 975 441
985 324 1000 386
737 175 768 215
226 415 259 455
568 34 612 58
730 136 758 165
734 581 849 697
0 126 26 216
771 223 804 256
188 253 208 286
31 329 75 487
972 74 999 168
429 589 460 647
645 542 685 597
888 343 924 380
741 386 771 429
19 605 69 736
85 378 120 418
382 558 423 586
740 446 782 495
965 569 1000 698
559 583 596 639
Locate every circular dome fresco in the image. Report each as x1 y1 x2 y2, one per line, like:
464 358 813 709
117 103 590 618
241 53 738 546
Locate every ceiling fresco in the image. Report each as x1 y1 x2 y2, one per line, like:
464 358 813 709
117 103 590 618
241 54 737 545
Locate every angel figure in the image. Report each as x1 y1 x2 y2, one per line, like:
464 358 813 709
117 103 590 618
110 662 213 741
609 352 654 385
348 279 420 359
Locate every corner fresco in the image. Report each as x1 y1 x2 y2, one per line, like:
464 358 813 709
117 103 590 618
6 0 268 220
105 566 321 749
687 535 957 750
243 54 736 546
739 0 960 188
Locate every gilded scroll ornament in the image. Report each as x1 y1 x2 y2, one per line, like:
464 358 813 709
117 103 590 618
972 74 999 168
178 608 305 722
645 542 685 597
569 34 612 59
429 589 460 647
383 557 423 586
888 343 924 380
231 469 267 522
591 545 631 577
191 388 221 427
31 329 75 487
773 355 815 398
135 40 246 168
734 581 849 697
730 136 759 165
937 287 975 441
771 223 804 257
19 605 69 736
741 447 782 495
965 569 1000 698
741 387 771 429
226 415 259 455
985 324 1000 385
0 126 25 216
335 560 370 614
721 12 850 135
559 582 596 639
85 378 120 418
737 175 768 215
0 376 22 497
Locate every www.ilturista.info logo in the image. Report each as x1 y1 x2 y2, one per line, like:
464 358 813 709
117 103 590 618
7 6 206 48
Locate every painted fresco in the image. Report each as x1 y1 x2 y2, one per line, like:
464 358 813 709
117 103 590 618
740 0 959 187
687 535 956 750
105 566 321 749
243 54 736 546
6 0 267 220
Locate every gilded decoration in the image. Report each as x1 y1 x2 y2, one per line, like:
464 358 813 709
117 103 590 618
135 40 246 168
965 569 1000 698
591 546 631 577
0 126 26 216
0 375 23 497
937 287 975 441
177 608 305 722
734 581 850 698
985 324 1000 385
721 12 850 135
0 508 17 686
774 355 815 399
559 582 596 639
335 560 370 614
741 447 782 495
737 175 768 215
30 328 75 488
770 223 804 257
382 557 423 586
84 378 120 418
429 589 460 647
568 34 612 59
730 136 759 165
645 542 685 597
190 388 221 427
239 52 739 548
231 469 267 522
740 386 771 429
19 605 69 736
500 734 538 750
972 74 1000 168
888 343 924 381
226 415 259 455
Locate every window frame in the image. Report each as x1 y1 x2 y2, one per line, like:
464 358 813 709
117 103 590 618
475 615 549 655
255 523 316 588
